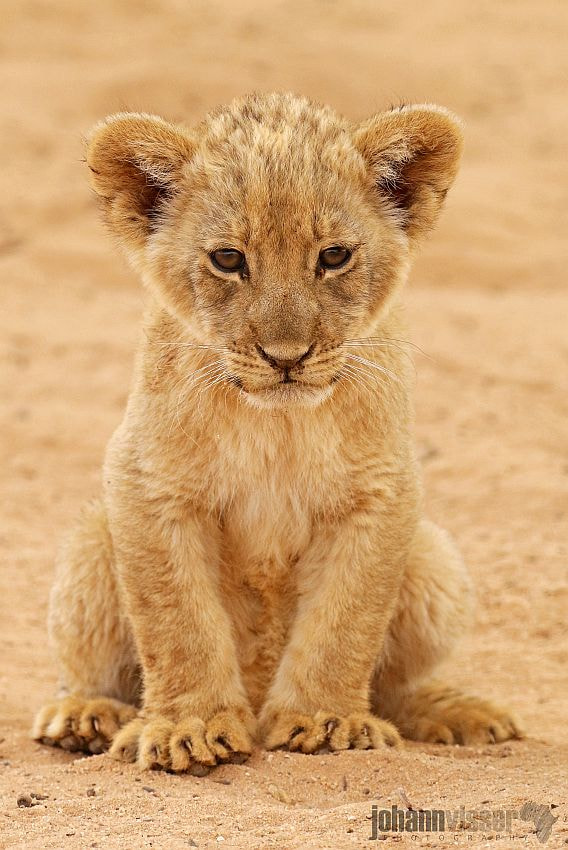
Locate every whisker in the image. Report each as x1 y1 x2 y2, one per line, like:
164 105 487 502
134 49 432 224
194 370 232 415
149 340 228 354
186 360 228 382
342 361 383 394
345 336 432 360
337 364 360 395
340 362 380 416
344 353 401 384
343 342 417 376
171 371 224 439
167 360 227 440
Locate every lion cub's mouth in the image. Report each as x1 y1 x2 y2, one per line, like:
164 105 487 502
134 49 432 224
242 379 334 409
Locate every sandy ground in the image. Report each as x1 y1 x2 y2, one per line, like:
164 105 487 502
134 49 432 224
1 1 568 847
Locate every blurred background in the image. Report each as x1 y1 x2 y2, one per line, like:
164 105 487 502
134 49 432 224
1 1 567 845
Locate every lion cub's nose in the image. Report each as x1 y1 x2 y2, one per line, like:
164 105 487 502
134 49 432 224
256 343 314 371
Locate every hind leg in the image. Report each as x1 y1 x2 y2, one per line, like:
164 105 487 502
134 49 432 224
372 519 522 745
33 499 140 753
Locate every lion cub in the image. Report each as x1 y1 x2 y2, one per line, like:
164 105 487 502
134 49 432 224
34 93 520 772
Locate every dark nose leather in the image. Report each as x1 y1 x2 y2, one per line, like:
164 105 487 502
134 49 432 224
256 343 314 371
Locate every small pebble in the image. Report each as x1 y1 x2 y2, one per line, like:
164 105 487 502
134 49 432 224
86 788 96 797
341 775 348 791
30 793 49 801
17 795 34 808
142 786 156 794
212 778 232 785
362 787 371 795
267 783 292 804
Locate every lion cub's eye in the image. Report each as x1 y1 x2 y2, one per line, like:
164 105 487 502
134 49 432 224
319 246 351 270
210 249 246 272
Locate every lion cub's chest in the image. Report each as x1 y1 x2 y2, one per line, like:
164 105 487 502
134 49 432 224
212 411 346 571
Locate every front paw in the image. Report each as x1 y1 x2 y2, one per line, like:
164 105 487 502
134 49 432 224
262 709 401 753
109 709 254 774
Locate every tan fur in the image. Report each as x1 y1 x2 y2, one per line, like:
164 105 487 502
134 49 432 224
33 93 521 772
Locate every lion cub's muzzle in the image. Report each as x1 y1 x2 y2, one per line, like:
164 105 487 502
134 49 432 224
255 342 315 383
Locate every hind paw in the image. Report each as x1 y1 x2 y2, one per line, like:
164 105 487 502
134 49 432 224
33 695 137 754
399 686 523 746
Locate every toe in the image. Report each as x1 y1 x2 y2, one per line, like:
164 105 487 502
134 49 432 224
205 712 253 764
349 714 401 749
110 718 144 763
43 697 82 740
87 735 107 754
370 717 402 748
32 702 59 741
170 719 216 774
415 718 455 744
301 713 349 753
327 716 353 751
264 713 313 751
348 714 374 749
77 698 137 742
491 708 523 741
138 718 175 770
58 733 83 751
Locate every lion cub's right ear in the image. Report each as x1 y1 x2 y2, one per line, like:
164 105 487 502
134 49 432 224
86 113 195 252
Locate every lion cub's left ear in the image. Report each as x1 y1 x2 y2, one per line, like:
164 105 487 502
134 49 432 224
353 104 464 245
86 112 195 252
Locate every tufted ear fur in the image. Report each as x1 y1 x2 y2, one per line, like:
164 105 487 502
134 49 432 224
86 112 195 251
353 104 464 245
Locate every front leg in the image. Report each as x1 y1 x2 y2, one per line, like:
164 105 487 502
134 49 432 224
107 491 254 773
259 489 413 753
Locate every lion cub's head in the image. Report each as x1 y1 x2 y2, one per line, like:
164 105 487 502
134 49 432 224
87 93 462 408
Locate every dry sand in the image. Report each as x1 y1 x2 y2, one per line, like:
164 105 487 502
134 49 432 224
1 1 567 847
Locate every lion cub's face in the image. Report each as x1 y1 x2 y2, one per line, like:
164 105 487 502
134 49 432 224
87 94 462 408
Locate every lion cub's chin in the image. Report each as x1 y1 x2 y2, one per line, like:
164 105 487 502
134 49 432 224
243 381 335 411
